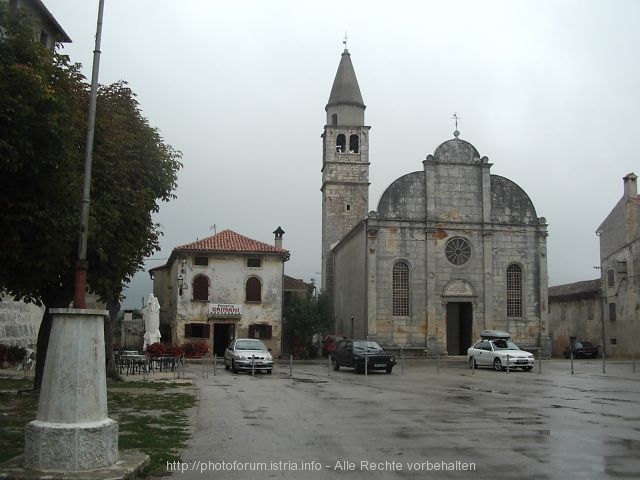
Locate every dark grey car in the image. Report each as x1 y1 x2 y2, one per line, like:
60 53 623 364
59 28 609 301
331 339 396 374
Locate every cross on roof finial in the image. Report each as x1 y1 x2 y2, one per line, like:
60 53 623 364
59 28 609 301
343 32 348 49
452 112 461 138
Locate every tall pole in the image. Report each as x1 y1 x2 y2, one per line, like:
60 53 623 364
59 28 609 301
73 0 105 308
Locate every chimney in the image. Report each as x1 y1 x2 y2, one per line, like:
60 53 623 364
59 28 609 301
623 172 638 198
273 226 285 249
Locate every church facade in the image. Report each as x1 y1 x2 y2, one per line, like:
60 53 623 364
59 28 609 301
322 49 551 355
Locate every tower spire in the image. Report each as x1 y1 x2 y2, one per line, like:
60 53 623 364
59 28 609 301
326 48 365 111
321 48 370 295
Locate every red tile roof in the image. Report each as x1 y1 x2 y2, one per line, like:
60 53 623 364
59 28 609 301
174 229 289 256
284 275 314 291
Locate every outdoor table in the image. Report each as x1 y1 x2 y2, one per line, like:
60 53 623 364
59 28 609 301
149 355 178 372
117 353 148 375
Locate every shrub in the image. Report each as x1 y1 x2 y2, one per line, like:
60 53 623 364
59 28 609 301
181 341 209 358
145 343 183 357
0 344 27 367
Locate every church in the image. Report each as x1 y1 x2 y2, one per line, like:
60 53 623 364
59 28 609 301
321 48 551 355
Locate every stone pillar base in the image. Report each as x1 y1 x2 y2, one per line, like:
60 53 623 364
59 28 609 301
24 419 118 472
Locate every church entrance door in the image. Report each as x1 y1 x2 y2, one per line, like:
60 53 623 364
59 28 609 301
213 323 234 357
446 302 473 355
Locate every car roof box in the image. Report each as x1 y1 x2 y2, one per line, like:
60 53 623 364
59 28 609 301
480 330 511 339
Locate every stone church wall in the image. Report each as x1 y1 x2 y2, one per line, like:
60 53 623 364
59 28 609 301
490 227 544 348
333 226 367 338
373 223 428 346
433 163 483 221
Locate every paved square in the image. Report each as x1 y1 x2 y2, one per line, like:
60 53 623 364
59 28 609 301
173 359 640 479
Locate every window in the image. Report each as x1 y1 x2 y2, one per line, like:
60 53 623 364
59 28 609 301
331 114 338 125
185 323 210 339
192 275 209 301
445 237 471 265
346 204 351 212
194 256 208 266
245 277 262 302
247 258 261 268
249 324 272 339
607 269 614 287
609 303 616 322
349 134 359 153
39 30 48 47
336 134 346 153
392 261 409 316
506 264 523 317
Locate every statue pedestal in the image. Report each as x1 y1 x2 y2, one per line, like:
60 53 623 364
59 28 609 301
24 309 118 472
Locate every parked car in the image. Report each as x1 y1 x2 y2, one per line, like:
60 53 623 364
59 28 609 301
322 334 348 357
563 340 599 359
467 337 534 371
224 338 273 374
331 339 396 374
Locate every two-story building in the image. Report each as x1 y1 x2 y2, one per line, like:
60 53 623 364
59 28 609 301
596 173 640 357
149 229 289 358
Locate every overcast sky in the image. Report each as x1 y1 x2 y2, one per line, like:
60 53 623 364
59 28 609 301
44 0 639 309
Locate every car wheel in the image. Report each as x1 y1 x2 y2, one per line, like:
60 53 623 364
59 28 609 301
224 358 230 371
331 357 340 371
354 360 364 374
493 358 503 371
468 357 477 370
386 366 393 374
266 369 272 374
232 360 238 374
522 366 533 371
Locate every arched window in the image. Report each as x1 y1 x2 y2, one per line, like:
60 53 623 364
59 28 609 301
392 262 410 316
331 113 338 125
245 276 262 302
506 264 522 317
349 134 359 153
336 134 346 153
192 275 209 301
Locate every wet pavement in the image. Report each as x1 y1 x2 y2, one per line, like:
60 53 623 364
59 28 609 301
169 358 640 479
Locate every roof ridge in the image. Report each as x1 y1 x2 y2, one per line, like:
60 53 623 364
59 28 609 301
174 229 288 255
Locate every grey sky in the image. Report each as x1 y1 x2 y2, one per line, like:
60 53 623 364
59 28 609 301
44 0 639 309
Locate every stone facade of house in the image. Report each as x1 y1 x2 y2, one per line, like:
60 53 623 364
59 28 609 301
150 229 289 358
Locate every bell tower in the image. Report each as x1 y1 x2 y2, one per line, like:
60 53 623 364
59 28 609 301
321 48 370 295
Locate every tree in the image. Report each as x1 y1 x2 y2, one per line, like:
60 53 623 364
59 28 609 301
0 6 86 392
0 5 182 389
283 292 331 358
87 81 181 377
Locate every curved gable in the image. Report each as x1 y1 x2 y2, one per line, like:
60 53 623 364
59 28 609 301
433 138 480 164
377 171 425 220
490 175 537 224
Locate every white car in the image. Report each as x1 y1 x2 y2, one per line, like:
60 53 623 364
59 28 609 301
467 338 534 371
224 338 273 374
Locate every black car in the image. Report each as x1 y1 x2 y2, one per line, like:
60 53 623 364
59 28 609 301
563 340 599 359
331 339 396 374
322 334 348 357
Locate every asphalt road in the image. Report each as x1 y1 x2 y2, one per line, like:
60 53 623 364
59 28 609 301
169 358 640 479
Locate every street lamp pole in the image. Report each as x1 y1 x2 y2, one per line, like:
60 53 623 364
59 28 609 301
73 0 105 308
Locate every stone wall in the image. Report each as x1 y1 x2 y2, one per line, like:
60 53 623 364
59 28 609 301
548 280 602 356
0 295 43 347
